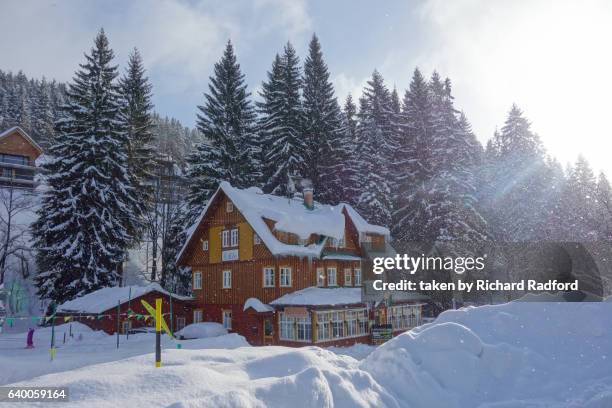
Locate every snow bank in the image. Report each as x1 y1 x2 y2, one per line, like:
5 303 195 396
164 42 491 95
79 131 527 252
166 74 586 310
176 322 227 339
362 302 612 407
7 347 396 407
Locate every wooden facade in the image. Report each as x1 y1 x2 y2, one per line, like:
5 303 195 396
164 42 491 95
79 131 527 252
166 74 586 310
178 184 424 347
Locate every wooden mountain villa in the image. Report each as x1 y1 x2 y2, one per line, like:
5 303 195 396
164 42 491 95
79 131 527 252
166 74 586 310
176 181 427 347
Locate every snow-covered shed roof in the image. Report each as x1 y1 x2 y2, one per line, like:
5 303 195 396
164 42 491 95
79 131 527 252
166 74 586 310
270 286 363 307
243 297 274 313
177 181 389 262
0 126 43 154
57 283 192 314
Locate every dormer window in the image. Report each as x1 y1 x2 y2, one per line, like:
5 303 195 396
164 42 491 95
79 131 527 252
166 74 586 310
226 201 234 212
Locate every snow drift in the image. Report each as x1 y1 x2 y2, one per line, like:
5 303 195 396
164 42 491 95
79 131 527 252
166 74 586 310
3 301 612 407
362 301 612 407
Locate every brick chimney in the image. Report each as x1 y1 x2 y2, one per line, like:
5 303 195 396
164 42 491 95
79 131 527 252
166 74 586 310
303 187 314 210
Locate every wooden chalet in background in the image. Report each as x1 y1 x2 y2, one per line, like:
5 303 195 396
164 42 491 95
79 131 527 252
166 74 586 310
0 126 43 189
177 182 427 347
56 284 194 335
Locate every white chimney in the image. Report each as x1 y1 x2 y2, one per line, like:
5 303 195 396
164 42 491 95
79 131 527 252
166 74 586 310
303 187 314 210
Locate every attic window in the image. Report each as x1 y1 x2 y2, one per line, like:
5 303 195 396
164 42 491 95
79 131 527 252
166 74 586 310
226 201 234 212
202 240 208 251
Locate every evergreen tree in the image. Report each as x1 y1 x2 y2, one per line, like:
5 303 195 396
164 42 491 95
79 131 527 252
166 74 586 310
119 48 155 201
392 68 432 241
342 94 360 204
33 30 144 306
302 34 346 204
354 70 393 226
480 104 549 240
258 43 305 196
595 172 612 240
561 156 599 240
186 40 259 221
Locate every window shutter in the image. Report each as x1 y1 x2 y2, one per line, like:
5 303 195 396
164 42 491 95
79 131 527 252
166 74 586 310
209 226 223 263
238 222 253 260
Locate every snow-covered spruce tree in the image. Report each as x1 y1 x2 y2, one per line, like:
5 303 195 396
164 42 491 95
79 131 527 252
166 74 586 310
480 104 550 240
119 48 155 201
33 30 144 306
595 172 612 241
186 40 259 222
341 94 360 204
258 43 306 196
302 34 347 204
353 70 394 227
391 68 432 242
559 156 599 241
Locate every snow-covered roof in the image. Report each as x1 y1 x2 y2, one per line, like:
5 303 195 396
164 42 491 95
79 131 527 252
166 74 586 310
177 181 389 262
0 126 43 154
342 204 390 237
270 286 363 306
57 283 192 314
243 297 274 313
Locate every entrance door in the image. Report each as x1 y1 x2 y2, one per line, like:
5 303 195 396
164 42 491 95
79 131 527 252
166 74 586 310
263 317 274 345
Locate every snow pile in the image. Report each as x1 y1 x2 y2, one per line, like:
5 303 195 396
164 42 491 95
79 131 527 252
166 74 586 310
0 323 248 385
57 283 191 313
362 302 612 407
7 346 395 407
177 322 227 339
270 286 362 306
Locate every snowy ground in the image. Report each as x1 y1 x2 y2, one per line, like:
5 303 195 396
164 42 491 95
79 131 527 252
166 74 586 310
1 301 612 407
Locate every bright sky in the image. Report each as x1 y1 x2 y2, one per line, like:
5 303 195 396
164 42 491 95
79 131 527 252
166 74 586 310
1 0 611 175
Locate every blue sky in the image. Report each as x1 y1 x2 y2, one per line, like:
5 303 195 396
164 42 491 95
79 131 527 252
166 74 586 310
2 0 612 175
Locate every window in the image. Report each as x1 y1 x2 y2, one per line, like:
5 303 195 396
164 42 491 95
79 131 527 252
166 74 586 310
202 240 208 251
222 228 238 248
0 154 28 166
280 267 292 287
263 267 275 287
223 270 232 288
176 317 186 331
193 271 202 290
222 310 232 330
314 308 368 343
193 310 203 323
254 233 261 244
296 317 312 341
279 312 311 342
327 267 337 286
386 304 422 330
279 312 295 340
316 268 325 287
332 311 344 338
226 201 234 212
344 268 352 286
354 269 362 286
230 229 239 247
317 311 331 341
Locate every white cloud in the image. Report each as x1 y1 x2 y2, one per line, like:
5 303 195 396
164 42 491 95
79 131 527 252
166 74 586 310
413 0 612 174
